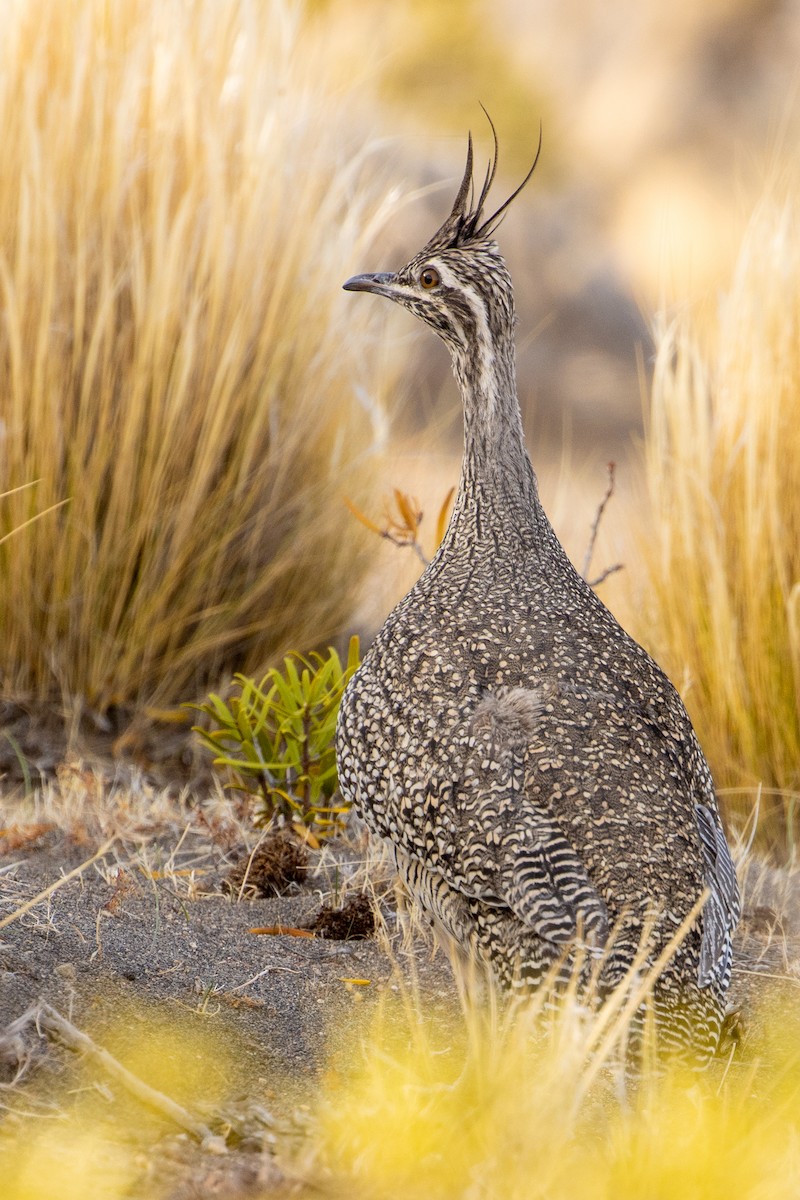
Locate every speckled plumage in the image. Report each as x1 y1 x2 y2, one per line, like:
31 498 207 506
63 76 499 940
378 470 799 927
336 135 739 1063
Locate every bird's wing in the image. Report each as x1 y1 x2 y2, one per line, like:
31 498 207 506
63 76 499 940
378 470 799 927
507 822 609 946
605 688 741 989
446 684 609 948
694 802 740 989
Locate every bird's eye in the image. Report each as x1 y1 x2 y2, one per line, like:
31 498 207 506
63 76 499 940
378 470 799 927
419 266 440 290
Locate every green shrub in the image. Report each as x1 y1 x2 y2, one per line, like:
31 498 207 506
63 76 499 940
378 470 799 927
191 638 360 837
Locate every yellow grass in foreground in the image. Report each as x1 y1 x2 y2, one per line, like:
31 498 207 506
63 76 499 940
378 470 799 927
0 0 398 710
633 173 800 846
3 978 800 1200
1 1007 239 1200
319 990 800 1200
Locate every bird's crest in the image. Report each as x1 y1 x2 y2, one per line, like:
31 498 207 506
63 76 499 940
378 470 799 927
422 114 542 256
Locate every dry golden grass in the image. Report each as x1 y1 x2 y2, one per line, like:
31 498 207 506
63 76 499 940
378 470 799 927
0 0 399 711
1 982 796 1200
631 173 800 850
4 973 799 1200
317 989 800 1200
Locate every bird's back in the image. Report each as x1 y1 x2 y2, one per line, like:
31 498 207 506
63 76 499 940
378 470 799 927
340 505 706 915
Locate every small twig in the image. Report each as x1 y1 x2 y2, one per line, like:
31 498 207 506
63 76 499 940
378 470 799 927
383 530 429 567
581 461 615 578
581 462 624 588
0 837 117 931
732 967 800 988
716 1039 738 1096
248 925 315 938
7 1002 226 1151
587 562 624 588
226 964 301 994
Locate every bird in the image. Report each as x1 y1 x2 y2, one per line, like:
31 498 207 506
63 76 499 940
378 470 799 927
335 127 740 1065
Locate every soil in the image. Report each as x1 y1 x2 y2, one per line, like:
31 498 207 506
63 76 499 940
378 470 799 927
0 725 799 1197
0 825 448 1083
0 737 458 1198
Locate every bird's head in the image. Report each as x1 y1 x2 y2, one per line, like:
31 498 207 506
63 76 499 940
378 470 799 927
343 127 541 365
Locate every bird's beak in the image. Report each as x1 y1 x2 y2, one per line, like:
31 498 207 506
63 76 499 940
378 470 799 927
342 272 395 296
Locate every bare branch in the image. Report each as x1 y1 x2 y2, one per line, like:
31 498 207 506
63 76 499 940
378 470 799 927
5 1002 227 1151
587 562 624 588
581 463 624 588
383 530 429 567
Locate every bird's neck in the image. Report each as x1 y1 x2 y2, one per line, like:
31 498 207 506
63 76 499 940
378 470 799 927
446 329 544 547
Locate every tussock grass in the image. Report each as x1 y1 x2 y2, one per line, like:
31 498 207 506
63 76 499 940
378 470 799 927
634 175 800 849
317 977 800 1200
0 0 398 711
5 975 800 1199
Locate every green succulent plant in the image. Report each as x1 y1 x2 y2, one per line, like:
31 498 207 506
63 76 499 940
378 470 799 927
190 637 360 838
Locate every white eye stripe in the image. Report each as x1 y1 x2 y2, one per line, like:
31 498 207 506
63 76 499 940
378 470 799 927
447 276 496 408
432 263 459 289
408 261 496 409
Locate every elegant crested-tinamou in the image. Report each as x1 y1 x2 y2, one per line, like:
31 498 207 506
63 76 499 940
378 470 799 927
336 131 739 1065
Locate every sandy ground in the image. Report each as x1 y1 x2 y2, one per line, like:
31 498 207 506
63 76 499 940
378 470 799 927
0 822 455 1089
0 750 798 1197
0 766 460 1197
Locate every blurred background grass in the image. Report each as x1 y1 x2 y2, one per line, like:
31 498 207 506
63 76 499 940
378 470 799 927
0 0 400 711
0 0 797 831
637 181 800 847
